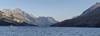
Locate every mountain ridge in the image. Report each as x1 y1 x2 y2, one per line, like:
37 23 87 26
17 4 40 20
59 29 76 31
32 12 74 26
51 3 100 27
0 8 58 26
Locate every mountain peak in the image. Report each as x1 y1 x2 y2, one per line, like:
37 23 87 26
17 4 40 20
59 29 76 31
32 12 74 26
14 8 22 11
81 2 100 16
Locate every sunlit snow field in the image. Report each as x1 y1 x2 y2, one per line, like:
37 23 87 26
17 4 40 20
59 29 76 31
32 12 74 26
0 26 100 36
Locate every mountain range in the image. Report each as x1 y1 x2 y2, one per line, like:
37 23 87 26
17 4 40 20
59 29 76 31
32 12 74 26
0 8 58 26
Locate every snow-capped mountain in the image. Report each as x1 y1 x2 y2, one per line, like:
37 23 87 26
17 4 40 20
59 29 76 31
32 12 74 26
12 8 58 27
34 17 58 27
13 8 36 24
0 9 37 26
51 3 100 27
1 9 25 23
0 8 58 26
2 8 36 24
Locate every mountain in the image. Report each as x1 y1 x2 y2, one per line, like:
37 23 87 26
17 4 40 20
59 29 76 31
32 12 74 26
13 9 58 27
34 17 58 27
0 8 37 26
51 3 100 27
2 9 25 23
0 8 58 26
12 8 36 24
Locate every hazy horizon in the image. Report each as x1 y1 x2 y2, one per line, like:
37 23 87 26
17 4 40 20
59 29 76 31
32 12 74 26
0 0 100 21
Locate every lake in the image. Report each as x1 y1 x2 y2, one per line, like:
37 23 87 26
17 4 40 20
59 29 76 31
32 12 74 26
0 26 100 36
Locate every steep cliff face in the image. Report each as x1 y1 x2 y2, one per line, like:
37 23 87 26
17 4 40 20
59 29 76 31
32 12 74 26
51 3 100 27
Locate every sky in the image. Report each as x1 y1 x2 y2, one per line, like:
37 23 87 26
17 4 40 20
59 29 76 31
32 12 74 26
0 0 100 21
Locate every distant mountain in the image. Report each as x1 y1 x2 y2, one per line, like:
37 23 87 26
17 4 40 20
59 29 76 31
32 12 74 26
34 17 58 27
51 3 100 27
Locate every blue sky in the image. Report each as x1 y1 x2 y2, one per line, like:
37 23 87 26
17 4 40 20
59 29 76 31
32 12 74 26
0 0 100 21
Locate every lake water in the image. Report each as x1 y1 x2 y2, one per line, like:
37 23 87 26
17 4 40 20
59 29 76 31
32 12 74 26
0 26 100 36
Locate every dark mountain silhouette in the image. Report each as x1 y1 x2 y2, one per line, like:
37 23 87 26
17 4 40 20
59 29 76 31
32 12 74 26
51 3 100 27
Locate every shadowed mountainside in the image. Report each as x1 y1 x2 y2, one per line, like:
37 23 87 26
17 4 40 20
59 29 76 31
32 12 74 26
51 3 100 27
